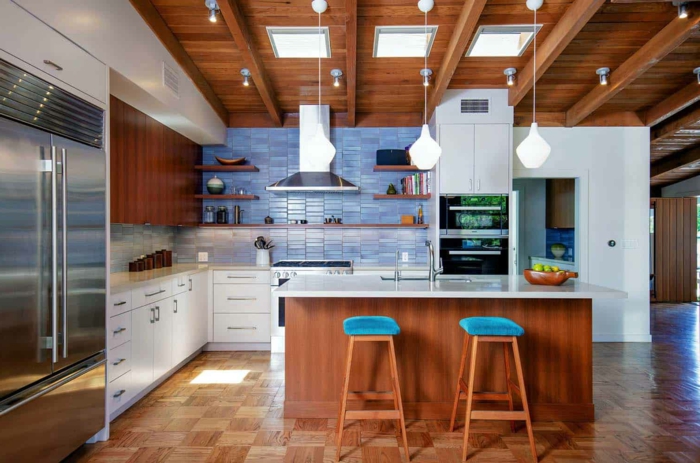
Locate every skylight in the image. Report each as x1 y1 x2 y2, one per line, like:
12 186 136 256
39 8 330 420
373 26 438 58
267 27 331 58
466 25 542 57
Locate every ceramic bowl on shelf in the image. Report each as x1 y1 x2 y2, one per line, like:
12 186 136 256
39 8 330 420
215 156 246 166
524 269 578 286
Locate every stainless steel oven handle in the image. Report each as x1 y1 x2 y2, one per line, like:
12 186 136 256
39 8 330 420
227 276 255 279
227 297 257 301
61 149 67 359
448 206 501 211
227 326 257 330
448 251 501 255
50 146 58 364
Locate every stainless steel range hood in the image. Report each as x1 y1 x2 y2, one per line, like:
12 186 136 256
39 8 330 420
266 105 359 192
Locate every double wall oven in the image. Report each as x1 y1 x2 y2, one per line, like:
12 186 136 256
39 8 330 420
440 195 509 275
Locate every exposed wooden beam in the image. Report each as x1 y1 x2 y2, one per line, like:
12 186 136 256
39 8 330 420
645 81 700 127
229 112 422 129
508 0 605 108
565 10 700 127
218 0 283 127
129 0 229 124
426 0 487 122
652 103 700 143
346 0 357 127
651 144 700 179
515 111 644 127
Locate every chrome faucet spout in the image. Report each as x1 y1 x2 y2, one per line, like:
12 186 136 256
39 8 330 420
426 240 444 282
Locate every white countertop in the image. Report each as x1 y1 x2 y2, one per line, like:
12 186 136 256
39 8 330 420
272 275 626 299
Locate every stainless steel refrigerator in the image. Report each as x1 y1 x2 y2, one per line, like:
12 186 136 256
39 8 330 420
0 58 106 462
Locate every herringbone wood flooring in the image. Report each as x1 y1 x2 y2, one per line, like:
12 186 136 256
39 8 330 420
64 303 700 463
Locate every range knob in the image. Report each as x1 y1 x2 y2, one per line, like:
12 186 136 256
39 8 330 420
283 272 290 278
274 272 281 278
326 270 333 275
291 272 298 277
334 270 341 275
343 270 350 275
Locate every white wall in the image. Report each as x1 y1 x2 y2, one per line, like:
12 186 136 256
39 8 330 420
662 174 700 197
12 0 227 145
513 178 547 273
514 127 651 342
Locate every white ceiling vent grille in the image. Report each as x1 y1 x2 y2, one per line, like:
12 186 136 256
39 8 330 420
461 99 489 114
162 62 180 98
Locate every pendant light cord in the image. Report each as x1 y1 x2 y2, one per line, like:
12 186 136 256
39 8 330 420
424 10 428 125
533 7 536 124
318 10 321 121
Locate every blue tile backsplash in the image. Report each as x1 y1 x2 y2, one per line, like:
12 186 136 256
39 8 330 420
545 228 575 261
174 127 430 265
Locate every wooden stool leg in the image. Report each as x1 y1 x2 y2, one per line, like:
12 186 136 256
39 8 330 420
462 336 479 462
449 333 470 432
511 337 537 463
503 342 516 433
389 337 410 462
336 336 355 462
387 340 401 439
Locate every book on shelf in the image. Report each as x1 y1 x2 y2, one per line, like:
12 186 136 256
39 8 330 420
400 172 431 195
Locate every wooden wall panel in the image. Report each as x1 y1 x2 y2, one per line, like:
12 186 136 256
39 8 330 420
653 197 697 302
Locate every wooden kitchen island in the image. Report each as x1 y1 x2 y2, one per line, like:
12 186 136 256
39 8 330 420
274 275 626 422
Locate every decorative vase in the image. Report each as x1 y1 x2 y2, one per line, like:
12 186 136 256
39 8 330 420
206 175 225 194
386 183 397 195
256 249 270 266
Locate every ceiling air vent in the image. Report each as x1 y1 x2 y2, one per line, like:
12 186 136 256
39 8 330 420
461 99 489 114
162 62 180 98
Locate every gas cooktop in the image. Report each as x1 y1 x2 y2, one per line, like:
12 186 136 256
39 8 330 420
272 260 352 268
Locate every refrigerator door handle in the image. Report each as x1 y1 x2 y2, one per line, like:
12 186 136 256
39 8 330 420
50 146 58 364
60 148 67 359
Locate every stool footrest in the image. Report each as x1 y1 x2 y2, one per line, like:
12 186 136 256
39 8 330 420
470 410 528 421
347 391 395 401
344 410 401 420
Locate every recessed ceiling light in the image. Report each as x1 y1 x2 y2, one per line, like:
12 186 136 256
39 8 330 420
267 27 331 58
373 26 438 58
466 25 542 57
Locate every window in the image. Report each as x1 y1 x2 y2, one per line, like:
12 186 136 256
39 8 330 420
466 25 542 57
267 27 331 58
373 26 438 58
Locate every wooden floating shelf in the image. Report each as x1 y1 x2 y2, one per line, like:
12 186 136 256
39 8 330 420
373 194 431 200
373 165 425 172
195 194 259 200
199 223 429 229
195 165 259 172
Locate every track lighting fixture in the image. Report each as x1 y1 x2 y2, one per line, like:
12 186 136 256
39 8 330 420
504 68 517 86
330 69 343 87
420 68 432 87
240 68 251 87
678 2 689 19
695 67 700 84
205 0 219 23
596 67 610 86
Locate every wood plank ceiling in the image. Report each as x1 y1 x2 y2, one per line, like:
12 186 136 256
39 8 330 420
139 0 700 187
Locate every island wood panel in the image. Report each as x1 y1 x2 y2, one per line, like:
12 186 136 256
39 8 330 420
285 297 593 422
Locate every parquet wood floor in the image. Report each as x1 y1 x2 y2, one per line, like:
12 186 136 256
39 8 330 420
64 303 700 463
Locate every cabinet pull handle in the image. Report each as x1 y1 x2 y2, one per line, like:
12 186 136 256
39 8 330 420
477 179 481 191
43 59 63 71
145 289 165 297
150 308 155 324
112 327 126 334
112 358 126 366
174 299 178 313
227 326 257 330
227 276 254 279
189 278 192 291
113 389 126 398
227 297 257 301
155 306 160 321
113 301 127 306
469 179 473 191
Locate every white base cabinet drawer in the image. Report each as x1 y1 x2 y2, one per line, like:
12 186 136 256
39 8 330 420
108 311 131 351
108 370 134 414
214 314 271 343
109 292 132 317
214 285 270 314
108 341 131 383
214 270 270 285
132 282 172 309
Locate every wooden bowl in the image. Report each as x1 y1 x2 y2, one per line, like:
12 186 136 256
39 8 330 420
523 269 578 286
215 156 246 166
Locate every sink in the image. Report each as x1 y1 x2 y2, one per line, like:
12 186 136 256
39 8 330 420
380 275 472 283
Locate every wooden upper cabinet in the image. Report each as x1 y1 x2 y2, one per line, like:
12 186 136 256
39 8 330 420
110 96 202 226
546 179 575 229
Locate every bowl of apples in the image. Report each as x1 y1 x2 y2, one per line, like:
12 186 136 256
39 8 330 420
524 264 578 286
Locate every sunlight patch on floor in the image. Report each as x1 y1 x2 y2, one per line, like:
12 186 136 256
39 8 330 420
190 370 250 384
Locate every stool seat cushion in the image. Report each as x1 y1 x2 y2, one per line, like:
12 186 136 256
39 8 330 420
459 317 524 337
344 316 400 336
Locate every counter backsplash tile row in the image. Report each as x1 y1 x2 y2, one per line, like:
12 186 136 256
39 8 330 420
110 224 176 273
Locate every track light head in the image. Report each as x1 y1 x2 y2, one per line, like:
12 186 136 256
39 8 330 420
504 68 517 86
241 68 251 87
694 67 700 84
596 67 610 86
205 0 219 22
678 2 689 19
330 69 343 87
420 68 433 87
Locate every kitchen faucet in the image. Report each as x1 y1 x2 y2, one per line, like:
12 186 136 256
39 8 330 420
426 240 444 282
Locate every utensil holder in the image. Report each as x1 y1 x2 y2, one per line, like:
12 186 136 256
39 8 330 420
256 249 270 266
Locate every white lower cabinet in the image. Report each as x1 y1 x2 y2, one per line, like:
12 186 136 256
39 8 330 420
214 314 271 343
212 270 271 346
108 370 134 413
172 295 190 367
130 304 155 395
152 302 173 380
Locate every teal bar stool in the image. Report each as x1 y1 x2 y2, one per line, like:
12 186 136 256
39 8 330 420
336 316 410 462
449 317 537 462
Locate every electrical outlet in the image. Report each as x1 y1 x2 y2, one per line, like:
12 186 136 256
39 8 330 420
401 252 409 262
198 252 209 262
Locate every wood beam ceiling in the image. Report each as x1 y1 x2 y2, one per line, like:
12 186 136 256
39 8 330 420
565 10 700 127
346 0 357 128
128 0 229 125
651 144 700 179
652 104 700 143
426 0 487 122
645 80 700 127
218 0 283 127
508 0 605 108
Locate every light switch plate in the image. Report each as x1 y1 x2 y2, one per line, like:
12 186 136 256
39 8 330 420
402 252 409 262
198 252 209 262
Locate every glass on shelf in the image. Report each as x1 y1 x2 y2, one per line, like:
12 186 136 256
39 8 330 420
203 206 215 224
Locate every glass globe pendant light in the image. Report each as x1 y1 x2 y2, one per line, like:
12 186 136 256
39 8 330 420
516 0 551 169
409 0 442 170
309 0 336 166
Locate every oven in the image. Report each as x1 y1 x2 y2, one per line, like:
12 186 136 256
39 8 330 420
440 195 508 236
440 237 509 275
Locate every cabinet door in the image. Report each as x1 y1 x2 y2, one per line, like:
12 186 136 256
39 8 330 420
131 305 154 395
153 300 173 380
474 124 511 194
171 295 190 366
189 272 209 349
439 125 475 194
